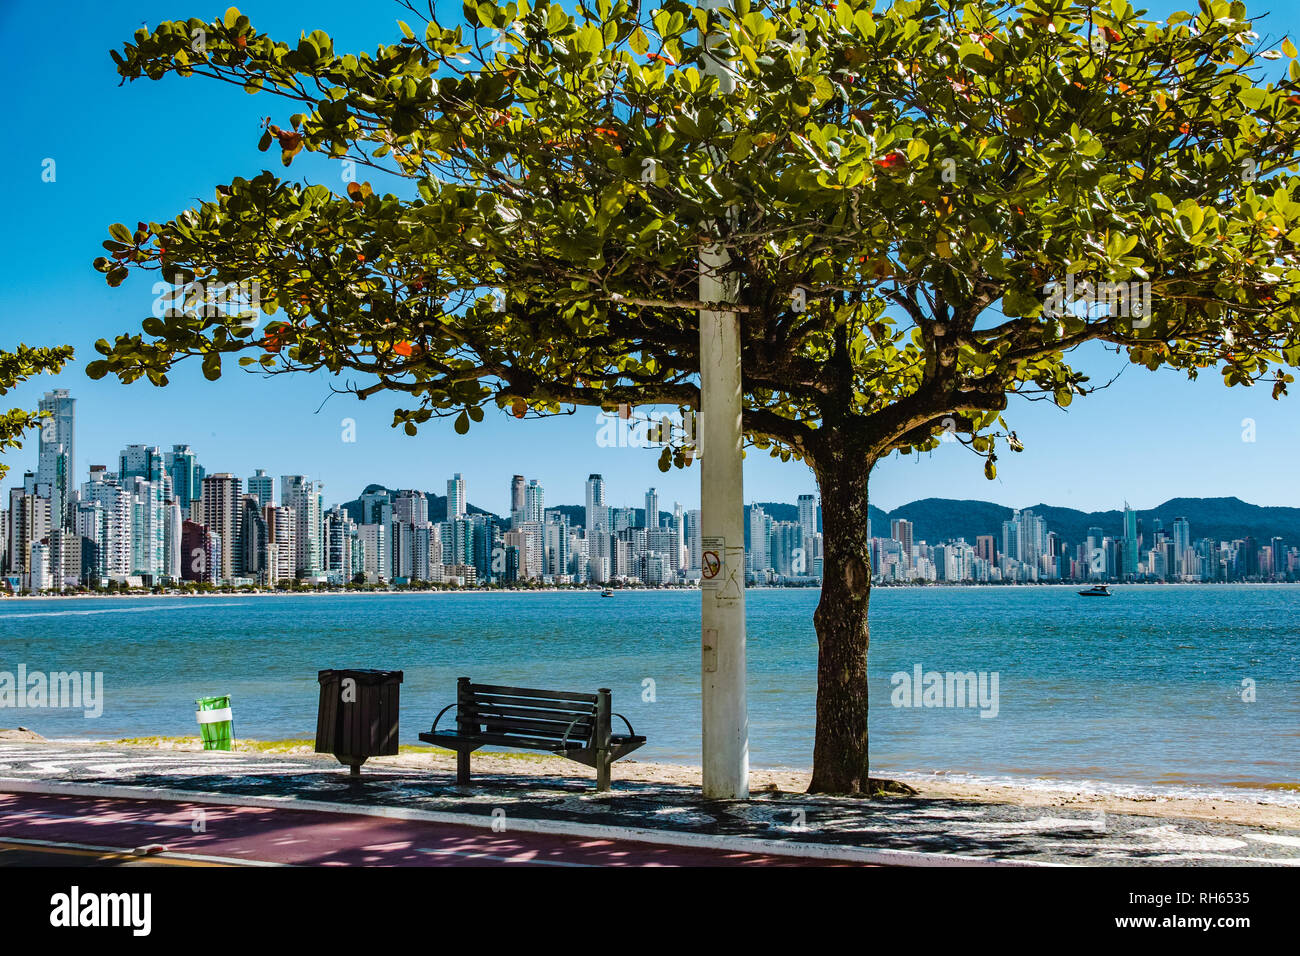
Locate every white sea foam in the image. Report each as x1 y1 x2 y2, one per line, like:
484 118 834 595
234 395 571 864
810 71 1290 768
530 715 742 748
0 603 243 620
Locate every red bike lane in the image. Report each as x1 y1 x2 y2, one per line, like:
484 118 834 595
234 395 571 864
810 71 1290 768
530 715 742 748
0 791 864 867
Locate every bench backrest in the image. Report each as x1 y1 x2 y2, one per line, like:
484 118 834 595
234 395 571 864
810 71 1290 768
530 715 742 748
458 679 602 749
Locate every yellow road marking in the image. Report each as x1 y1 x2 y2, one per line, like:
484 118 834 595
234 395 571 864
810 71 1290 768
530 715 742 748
0 839 232 867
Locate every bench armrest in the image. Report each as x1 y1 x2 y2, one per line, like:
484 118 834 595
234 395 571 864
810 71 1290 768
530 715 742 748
560 713 590 750
429 702 457 736
612 712 638 738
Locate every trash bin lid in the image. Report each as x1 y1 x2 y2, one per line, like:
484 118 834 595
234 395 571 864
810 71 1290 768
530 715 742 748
317 669 404 684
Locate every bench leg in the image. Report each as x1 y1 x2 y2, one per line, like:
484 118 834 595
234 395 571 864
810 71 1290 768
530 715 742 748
457 749 472 785
596 749 611 792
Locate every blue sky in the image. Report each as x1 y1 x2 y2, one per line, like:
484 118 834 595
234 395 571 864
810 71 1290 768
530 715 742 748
2 0 1298 517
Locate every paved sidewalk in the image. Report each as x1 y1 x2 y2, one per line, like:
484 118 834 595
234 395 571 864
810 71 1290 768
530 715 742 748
1 742 1296 866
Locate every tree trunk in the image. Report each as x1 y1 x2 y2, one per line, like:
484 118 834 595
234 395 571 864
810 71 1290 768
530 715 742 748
808 451 874 794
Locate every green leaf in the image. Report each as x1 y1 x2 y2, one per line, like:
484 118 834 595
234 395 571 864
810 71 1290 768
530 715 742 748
454 410 470 434
201 352 221 381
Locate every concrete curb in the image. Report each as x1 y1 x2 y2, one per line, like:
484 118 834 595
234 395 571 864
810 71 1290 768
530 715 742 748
0 776 1055 867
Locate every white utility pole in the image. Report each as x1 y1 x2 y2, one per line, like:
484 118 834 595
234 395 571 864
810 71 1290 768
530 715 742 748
697 0 748 800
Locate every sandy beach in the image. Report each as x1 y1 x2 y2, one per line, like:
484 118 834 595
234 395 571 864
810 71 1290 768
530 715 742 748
20 731 1291 832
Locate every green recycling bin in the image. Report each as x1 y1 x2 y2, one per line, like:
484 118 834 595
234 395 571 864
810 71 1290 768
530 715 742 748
195 695 234 750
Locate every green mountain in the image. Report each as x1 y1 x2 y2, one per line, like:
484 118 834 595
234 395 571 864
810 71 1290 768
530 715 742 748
863 496 1299 546
338 488 1297 547
339 484 499 525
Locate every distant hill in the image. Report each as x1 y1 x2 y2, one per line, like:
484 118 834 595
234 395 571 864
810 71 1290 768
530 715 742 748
861 496 1300 546
337 488 1299 546
338 484 500 525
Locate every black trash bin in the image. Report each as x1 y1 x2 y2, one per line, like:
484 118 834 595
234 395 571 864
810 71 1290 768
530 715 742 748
315 669 404 776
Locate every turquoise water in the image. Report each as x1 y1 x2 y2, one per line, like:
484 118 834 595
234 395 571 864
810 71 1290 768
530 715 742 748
0 586 1296 798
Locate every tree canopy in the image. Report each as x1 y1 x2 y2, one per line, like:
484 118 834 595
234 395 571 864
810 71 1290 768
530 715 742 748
0 346 74 481
90 0 1300 791
92 0 1300 474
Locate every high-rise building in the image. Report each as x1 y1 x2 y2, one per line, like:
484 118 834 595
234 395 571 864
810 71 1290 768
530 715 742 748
36 389 75 529
357 490 392 580
247 469 274 508
644 487 659 529
181 520 220 584
129 477 167 580
264 502 297 583
1122 502 1139 579
393 489 429 526
75 500 106 585
238 494 269 581
585 474 607 534
82 467 131 578
281 476 323 577
686 508 702 572
1172 517 1191 576
119 444 165 484
200 473 242 582
797 494 819 536
359 523 388 582
510 475 526 528
324 505 356 581
524 479 544 524
891 518 914 563
7 490 49 585
447 473 466 519
749 503 770 572
165 445 203 509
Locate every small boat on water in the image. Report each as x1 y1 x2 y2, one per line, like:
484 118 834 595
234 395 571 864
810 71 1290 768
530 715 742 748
1077 584 1112 597
601 588 614 597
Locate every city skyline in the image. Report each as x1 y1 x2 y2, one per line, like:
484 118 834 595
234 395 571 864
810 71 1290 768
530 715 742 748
4 387 1295 592
8 385 1299 520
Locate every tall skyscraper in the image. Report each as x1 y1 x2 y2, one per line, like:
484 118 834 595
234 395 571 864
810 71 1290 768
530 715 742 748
264 502 297 583
796 494 819 538
447 473 466 519
749 503 770 572
524 479 544 523
1172 516 1191 576
585 474 607 534
36 389 75 529
891 518 914 563
129 477 167 580
200 473 242 582
644 487 659 529
165 445 203 509
510 474 526 528
238 494 269 581
247 469 274 508
393 489 429 526
82 467 131 578
281 475 323 576
1122 502 1139 578
119 444 165 484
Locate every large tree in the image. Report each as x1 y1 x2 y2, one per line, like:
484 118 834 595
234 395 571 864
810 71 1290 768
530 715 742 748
0 346 74 480
93 0 1300 792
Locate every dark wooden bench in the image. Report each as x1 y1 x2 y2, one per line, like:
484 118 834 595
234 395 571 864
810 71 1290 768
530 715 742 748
419 677 645 791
